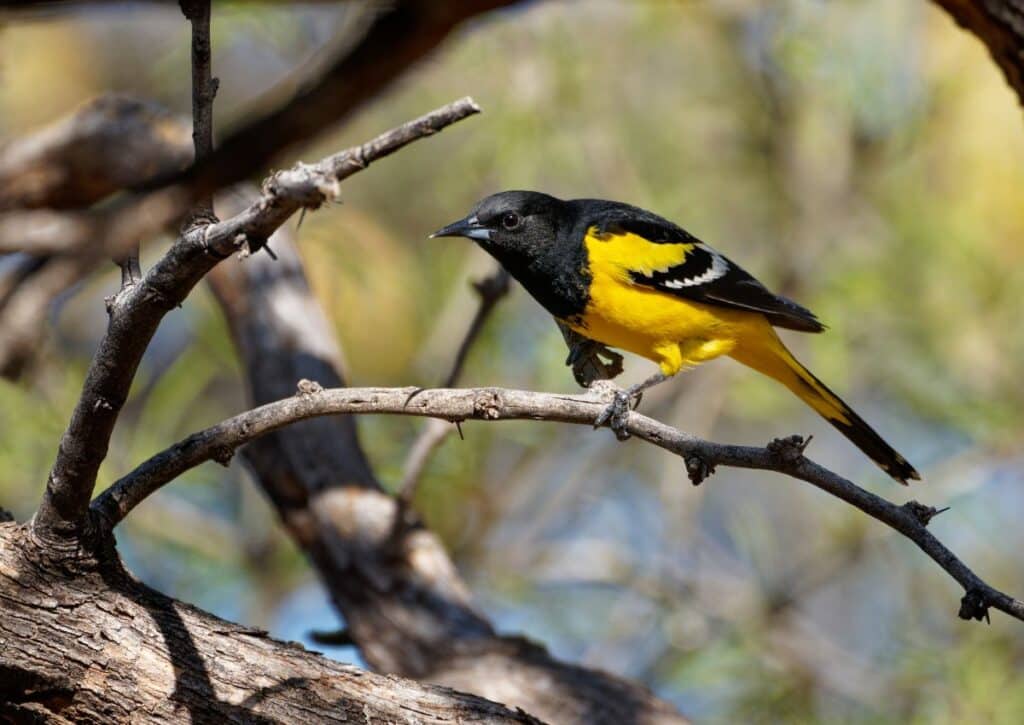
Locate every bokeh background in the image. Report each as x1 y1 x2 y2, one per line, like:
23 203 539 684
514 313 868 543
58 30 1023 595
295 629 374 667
3 1 1024 721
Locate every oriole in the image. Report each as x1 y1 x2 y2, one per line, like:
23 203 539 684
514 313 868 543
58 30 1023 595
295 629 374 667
432 190 919 483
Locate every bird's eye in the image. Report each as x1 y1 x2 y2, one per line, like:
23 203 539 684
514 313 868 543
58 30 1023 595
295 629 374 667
501 212 521 230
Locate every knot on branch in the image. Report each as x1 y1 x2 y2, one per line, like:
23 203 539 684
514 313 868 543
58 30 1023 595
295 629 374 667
685 455 715 486
295 379 323 397
472 389 502 420
768 434 811 464
212 446 234 467
902 500 950 527
959 589 991 623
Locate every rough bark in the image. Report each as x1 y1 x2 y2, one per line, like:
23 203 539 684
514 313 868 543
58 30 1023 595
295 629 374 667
203 234 689 725
0 521 540 724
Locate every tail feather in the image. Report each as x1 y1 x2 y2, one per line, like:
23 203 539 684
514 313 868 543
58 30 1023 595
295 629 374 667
731 330 920 484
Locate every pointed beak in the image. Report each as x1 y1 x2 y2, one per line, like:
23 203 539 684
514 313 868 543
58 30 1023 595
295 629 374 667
429 215 492 241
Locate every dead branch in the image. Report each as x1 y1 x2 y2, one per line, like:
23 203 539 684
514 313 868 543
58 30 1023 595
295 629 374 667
0 1 513 258
180 0 218 228
0 95 191 212
0 256 93 377
93 384 1024 625
30 98 481 540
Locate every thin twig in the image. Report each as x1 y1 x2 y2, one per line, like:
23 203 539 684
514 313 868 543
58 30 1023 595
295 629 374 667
398 266 510 499
90 384 1024 625
30 99 482 540
181 0 219 229
117 244 142 290
444 268 511 388
0 1 510 258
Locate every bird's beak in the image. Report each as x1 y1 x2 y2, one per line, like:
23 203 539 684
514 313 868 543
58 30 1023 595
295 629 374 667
429 215 492 241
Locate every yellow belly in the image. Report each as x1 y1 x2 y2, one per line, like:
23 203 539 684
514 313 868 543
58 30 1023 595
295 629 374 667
567 229 760 375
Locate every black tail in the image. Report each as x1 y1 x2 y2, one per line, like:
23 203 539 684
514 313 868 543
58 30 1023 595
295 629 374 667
732 332 921 484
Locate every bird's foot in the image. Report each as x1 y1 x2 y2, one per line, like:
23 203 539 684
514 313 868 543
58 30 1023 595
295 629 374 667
594 388 635 441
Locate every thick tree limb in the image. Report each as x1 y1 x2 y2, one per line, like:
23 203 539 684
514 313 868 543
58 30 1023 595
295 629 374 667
933 1 1024 107
0 522 541 724
205 235 686 724
93 385 1024 624
0 1 513 255
31 98 481 540
0 95 191 213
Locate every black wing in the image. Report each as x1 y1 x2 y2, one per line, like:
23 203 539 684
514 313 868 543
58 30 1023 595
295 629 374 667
586 205 825 333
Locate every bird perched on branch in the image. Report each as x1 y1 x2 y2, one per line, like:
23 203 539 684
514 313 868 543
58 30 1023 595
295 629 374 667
432 191 919 484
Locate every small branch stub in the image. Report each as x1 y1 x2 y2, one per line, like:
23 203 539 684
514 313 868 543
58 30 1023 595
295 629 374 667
767 434 811 464
902 500 950 527
296 378 324 396
959 589 991 624
473 389 502 420
685 454 715 486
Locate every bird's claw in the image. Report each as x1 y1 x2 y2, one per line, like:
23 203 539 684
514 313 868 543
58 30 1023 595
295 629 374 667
594 390 633 440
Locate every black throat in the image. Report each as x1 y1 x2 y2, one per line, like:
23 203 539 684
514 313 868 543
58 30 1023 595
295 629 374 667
483 226 590 323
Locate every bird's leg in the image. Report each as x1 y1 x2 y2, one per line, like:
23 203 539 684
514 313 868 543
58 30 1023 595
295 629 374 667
594 371 670 440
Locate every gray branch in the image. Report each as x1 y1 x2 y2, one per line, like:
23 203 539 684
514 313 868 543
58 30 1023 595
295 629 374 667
30 98 481 540
93 384 1024 625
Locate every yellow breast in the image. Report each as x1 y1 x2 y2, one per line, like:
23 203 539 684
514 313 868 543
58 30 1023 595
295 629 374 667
567 228 747 375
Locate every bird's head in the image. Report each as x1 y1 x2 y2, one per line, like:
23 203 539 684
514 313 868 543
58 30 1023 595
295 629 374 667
430 190 565 258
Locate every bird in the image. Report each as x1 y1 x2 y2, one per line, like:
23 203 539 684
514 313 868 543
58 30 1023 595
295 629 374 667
431 190 919 484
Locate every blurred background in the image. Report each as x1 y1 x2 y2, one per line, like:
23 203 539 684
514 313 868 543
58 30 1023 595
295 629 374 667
3 0 1024 721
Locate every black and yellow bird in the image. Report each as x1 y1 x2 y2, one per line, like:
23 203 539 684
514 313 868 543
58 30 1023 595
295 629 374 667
432 191 919 484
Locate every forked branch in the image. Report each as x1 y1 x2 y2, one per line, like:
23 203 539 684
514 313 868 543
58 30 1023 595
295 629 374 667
31 98 481 539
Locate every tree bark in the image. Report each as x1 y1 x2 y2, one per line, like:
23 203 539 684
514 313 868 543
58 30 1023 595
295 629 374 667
0 522 540 724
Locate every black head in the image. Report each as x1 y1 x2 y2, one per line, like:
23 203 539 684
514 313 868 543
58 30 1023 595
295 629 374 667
430 190 567 258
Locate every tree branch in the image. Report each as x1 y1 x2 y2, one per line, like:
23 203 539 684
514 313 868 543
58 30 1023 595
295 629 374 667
180 0 218 228
0 255 94 377
93 385 1024 624
0 522 541 724
0 1 514 259
30 98 481 540
399 265 511 499
0 94 191 213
